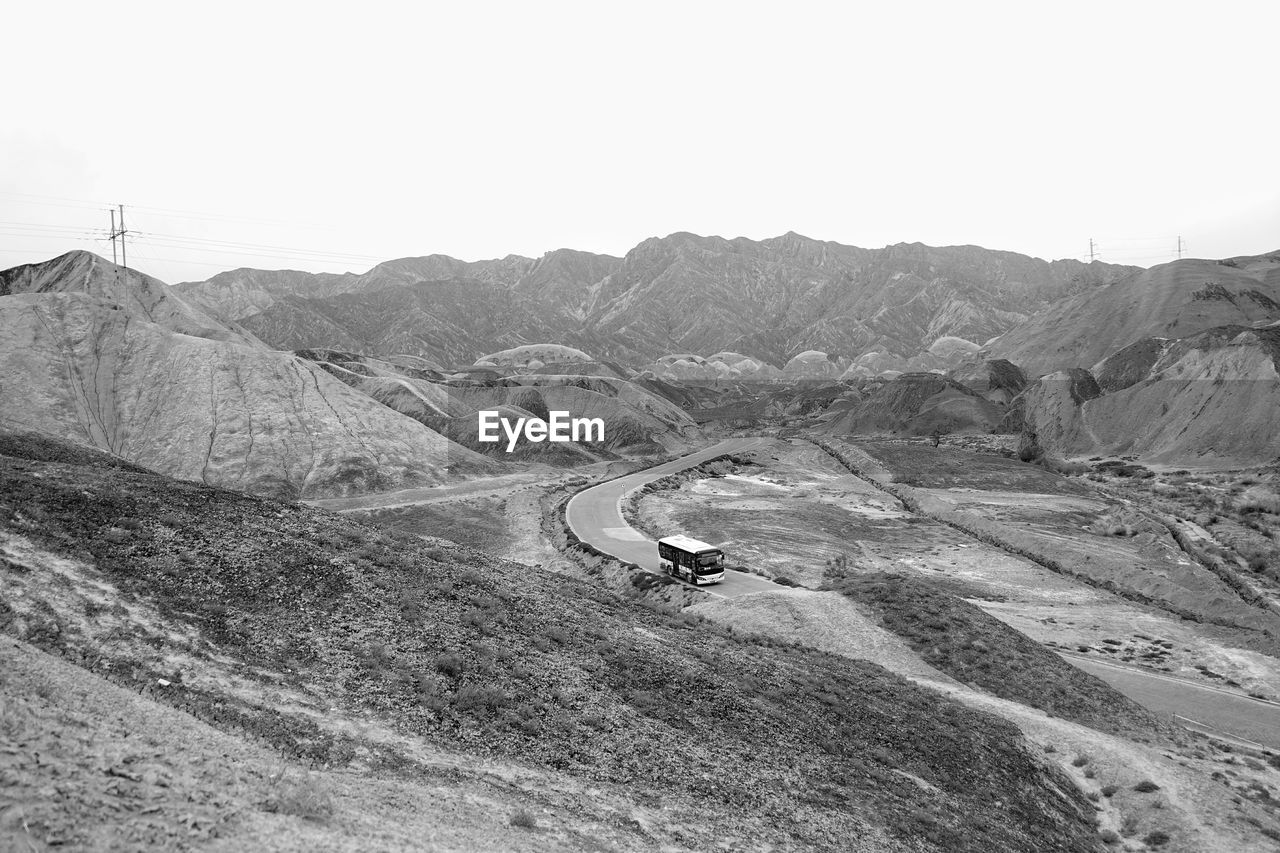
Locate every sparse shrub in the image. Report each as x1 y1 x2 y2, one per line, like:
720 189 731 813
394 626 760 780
0 698 27 739
510 808 537 829
1099 829 1120 844
452 683 506 712
1072 754 1090 767
824 553 849 572
1120 814 1140 836
1040 456 1090 477
435 652 464 678
1142 830 1170 847
1239 494 1280 515
1084 767 1096 779
263 769 334 822
1102 784 1119 797
461 608 493 634
1133 779 1160 793
426 578 454 597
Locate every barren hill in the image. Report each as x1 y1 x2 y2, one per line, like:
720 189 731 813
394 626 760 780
0 254 499 497
237 280 586 366
1 250 262 347
1018 324 1280 464
988 253 1280 377
168 245 646 330
821 373 1004 436
0 432 1106 852
301 350 703 462
174 235 1135 367
581 234 1135 366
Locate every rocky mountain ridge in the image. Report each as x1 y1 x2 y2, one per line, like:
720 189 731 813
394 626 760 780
173 234 1137 368
988 253 1280 377
1016 323 1280 465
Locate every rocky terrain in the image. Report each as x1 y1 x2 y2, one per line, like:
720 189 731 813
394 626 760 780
818 373 1003 436
1 250 262 348
0 431 1107 852
0 282 496 499
174 234 1135 369
1015 324 1280 465
988 254 1280 378
300 349 702 462
0 254 708 497
6 236 1280 852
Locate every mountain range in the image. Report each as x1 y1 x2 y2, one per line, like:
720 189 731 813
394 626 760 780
0 252 700 499
174 233 1139 369
5 238 1280 483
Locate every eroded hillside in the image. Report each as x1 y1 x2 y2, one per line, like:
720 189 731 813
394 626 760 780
0 431 1104 852
0 294 495 497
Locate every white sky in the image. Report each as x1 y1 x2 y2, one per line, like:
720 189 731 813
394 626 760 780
3 0 1277 284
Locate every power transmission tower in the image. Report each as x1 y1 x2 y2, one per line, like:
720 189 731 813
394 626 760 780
1176 235 1183 259
1088 238 1098 262
108 204 129 276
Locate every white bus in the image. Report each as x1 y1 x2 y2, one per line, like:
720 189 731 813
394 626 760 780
657 534 726 586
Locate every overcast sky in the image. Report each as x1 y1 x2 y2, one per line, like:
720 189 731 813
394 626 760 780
4 0 1277 284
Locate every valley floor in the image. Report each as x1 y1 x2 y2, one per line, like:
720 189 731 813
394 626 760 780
626 436 1280 850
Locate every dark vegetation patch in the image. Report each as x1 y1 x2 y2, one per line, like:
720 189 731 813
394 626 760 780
0 435 1103 853
362 499 509 554
0 430 151 474
864 440 1090 494
827 572 1176 743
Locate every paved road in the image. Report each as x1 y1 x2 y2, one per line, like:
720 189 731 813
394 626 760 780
1061 652 1280 750
566 437 780 598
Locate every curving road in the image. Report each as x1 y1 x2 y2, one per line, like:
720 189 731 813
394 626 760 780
1060 652 1280 750
566 437 780 598
574 436 1280 748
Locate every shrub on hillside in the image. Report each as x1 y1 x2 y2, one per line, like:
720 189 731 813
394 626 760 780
828 572 1170 740
262 770 334 822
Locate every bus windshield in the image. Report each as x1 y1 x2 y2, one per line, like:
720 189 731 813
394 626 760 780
697 553 723 568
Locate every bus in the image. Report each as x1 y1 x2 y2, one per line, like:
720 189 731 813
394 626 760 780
657 534 726 585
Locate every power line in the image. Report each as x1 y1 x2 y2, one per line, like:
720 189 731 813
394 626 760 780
133 230 384 262
0 190 336 232
127 202 338 231
0 190 110 212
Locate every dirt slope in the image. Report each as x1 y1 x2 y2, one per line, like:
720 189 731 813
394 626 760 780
989 254 1280 377
0 294 496 498
1 250 261 347
0 433 1104 852
821 373 1004 435
1020 326 1280 465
